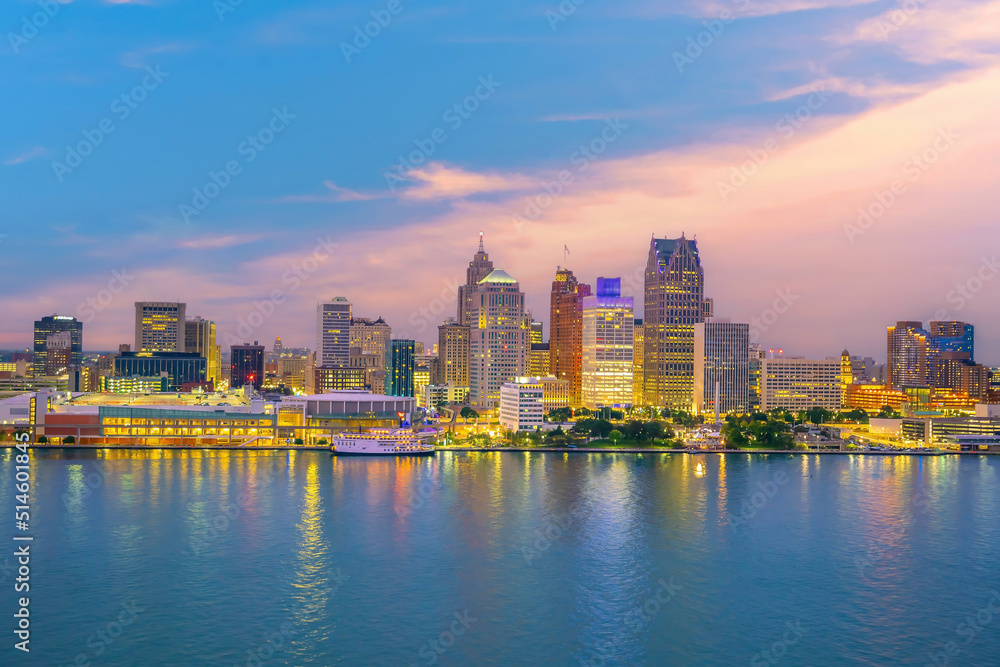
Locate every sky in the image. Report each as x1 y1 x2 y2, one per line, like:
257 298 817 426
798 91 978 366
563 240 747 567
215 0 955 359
1 0 999 362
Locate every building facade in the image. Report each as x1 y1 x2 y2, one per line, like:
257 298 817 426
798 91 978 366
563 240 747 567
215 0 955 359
760 358 842 411
317 297 352 368
499 378 544 432
633 319 644 407
33 315 83 378
115 352 207 391
581 277 634 409
886 321 929 389
387 339 416 397
135 302 186 352
469 269 530 408
528 343 550 378
457 233 495 327
230 343 264 390
694 319 750 416
185 317 221 384
435 319 470 386
549 268 591 407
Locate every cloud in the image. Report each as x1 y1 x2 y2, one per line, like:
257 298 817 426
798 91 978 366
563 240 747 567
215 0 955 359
119 42 193 68
620 0 874 19
4 147 45 165
397 163 536 200
271 181 387 204
177 234 266 250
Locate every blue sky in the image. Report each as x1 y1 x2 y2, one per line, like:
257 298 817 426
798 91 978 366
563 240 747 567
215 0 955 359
3 0 999 361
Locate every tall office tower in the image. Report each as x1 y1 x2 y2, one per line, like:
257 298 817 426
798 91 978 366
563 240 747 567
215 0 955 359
135 302 186 352
44 331 73 376
549 268 591 407
633 319 644 406
317 297 352 367
581 277 634 409
185 317 220 383
469 269 530 407
528 343 550 378
457 232 495 326
930 321 974 358
350 316 391 390
273 336 283 352
435 318 470 386
386 339 416 397
643 234 709 409
749 343 765 410
693 319 750 416
886 321 930 389
530 319 544 345
33 315 83 377
230 342 265 391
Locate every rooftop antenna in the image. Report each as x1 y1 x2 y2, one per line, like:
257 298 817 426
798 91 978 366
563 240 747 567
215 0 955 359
478 231 484 253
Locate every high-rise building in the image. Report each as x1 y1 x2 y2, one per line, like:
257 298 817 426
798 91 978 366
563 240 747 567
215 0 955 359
135 302 186 352
317 297 352 367
44 331 73 376
530 319 543 345
760 357 842 411
632 319 644 407
457 232 495 326
469 269 530 407
387 339 416 397
33 315 83 377
413 364 432 407
350 316 391 390
313 366 366 393
549 268 591 407
581 277 634 409
230 342 265 390
930 321 974 359
749 343 765 410
185 317 220 383
115 352 207 391
694 319 750 416
643 234 709 409
528 343 550 378
887 321 930 389
435 319 470 386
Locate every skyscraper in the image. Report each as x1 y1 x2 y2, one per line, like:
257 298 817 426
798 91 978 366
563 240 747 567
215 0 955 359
693 319 750 416
435 318 470 386
185 316 220 383
886 321 929 389
929 321 974 358
33 315 83 377
350 316 391 390
549 268 591 407
44 331 73 376
469 269 530 407
530 319 543 345
317 297 352 367
632 319 644 406
581 277 634 409
643 234 709 409
457 232 495 327
387 339 416 397
135 302 186 352
230 342 264 390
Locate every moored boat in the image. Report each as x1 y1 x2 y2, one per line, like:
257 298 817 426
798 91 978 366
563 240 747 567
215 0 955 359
331 429 435 456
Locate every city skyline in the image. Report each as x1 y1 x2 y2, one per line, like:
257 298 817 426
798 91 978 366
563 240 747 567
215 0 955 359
3 1 999 363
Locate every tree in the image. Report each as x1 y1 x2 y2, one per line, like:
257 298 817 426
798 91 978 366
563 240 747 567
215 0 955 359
590 419 614 438
625 420 646 441
547 407 573 422
876 405 900 419
646 421 665 441
571 418 595 435
608 430 623 445
575 407 592 417
660 407 673 420
37 436 47 444
64 436 76 444
460 406 478 423
293 438 304 445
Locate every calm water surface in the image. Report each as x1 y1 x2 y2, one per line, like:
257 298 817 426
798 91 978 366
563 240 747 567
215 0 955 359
2 450 999 666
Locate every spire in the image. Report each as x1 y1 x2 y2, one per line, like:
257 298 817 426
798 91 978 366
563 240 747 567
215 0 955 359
478 231 485 253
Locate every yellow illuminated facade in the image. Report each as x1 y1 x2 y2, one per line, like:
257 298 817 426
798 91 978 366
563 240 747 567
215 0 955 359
581 284 634 409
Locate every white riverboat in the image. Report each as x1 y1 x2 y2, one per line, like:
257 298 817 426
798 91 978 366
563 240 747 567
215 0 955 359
331 429 435 456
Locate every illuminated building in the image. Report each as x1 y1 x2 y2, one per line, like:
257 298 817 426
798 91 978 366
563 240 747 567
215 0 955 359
33 315 83 378
349 348 384 393
387 339 415 397
499 378 544 432
230 343 264 390
350 316 390 361
844 384 907 411
115 352 207 391
314 366 366 393
317 297 352 367
536 376 570 411
425 382 469 408
457 232 495 326
841 349 852 405
581 277 634 409
185 317 221 383
530 319 543 345
279 392 416 444
633 320 644 406
104 375 168 393
435 319 470 386
413 364 431 406
930 321 974 358
135 302 186 352
643 234 711 410
469 269 530 408
694 319 750 415
528 343 550 378
44 331 73 376
748 343 764 410
549 267 591 407
886 321 930 389
760 358 842 411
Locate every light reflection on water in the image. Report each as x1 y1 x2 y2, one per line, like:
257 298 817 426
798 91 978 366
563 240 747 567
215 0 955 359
4 449 999 666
